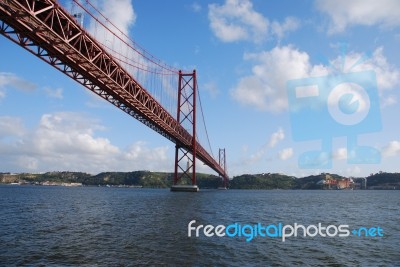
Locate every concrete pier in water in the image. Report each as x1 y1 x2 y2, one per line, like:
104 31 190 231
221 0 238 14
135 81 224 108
170 185 199 192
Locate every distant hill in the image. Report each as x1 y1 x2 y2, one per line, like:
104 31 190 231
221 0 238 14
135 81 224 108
228 173 296 189
0 171 222 188
366 172 400 189
1 171 399 189
292 173 347 190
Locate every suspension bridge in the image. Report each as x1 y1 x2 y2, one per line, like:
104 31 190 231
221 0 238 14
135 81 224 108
0 0 228 192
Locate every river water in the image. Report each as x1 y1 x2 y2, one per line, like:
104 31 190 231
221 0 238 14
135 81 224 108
0 185 399 266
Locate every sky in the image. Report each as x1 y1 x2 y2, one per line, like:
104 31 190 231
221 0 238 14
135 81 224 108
0 0 400 178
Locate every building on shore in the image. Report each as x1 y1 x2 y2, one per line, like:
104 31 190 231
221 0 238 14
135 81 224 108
317 174 355 190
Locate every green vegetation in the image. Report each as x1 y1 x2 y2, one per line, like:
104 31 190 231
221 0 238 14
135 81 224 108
1 171 399 189
0 171 222 188
366 172 400 188
229 173 296 189
89 171 171 187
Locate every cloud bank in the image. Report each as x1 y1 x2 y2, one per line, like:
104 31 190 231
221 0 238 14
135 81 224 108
0 112 171 173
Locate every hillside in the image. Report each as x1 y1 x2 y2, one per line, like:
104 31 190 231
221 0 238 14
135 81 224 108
1 171 399 189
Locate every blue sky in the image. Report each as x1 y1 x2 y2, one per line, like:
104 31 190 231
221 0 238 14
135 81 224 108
1 0 400 177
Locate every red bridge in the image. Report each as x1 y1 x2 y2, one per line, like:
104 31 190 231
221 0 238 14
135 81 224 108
0 0 228 191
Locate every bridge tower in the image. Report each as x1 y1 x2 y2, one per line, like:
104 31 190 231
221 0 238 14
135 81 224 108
171 70 199 192
218 148 228 189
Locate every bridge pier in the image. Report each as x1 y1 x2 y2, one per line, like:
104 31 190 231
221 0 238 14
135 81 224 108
171 184 199 192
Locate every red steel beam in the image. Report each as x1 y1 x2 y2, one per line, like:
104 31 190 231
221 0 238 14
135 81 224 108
0 0 227 179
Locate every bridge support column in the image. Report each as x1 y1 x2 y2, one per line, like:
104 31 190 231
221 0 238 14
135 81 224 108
218 148 228 190
171 70 199 192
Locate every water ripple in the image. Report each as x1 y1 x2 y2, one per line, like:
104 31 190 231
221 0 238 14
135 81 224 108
0 186 399 266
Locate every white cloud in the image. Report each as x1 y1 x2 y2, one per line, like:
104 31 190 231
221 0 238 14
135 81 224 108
44 87 63 99
124 141 167 161
330 47 400 107
268 128 284 147
208 0 269 43
0 112 172 173
231 45 317 112
208 0 300 43
0 116 26 138
333 147 347 160
315 0 400 34
98 0 136 35
0 72 36 99
231 45 400 112
382 141 400 157
34 113 115 155
247 128 285 163
87 0 136 55
330 47 400 91
271 17 300 41
278 148 293 160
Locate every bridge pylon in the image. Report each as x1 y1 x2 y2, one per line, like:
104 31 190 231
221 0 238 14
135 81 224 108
171 70 199 192
218 148 228 190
